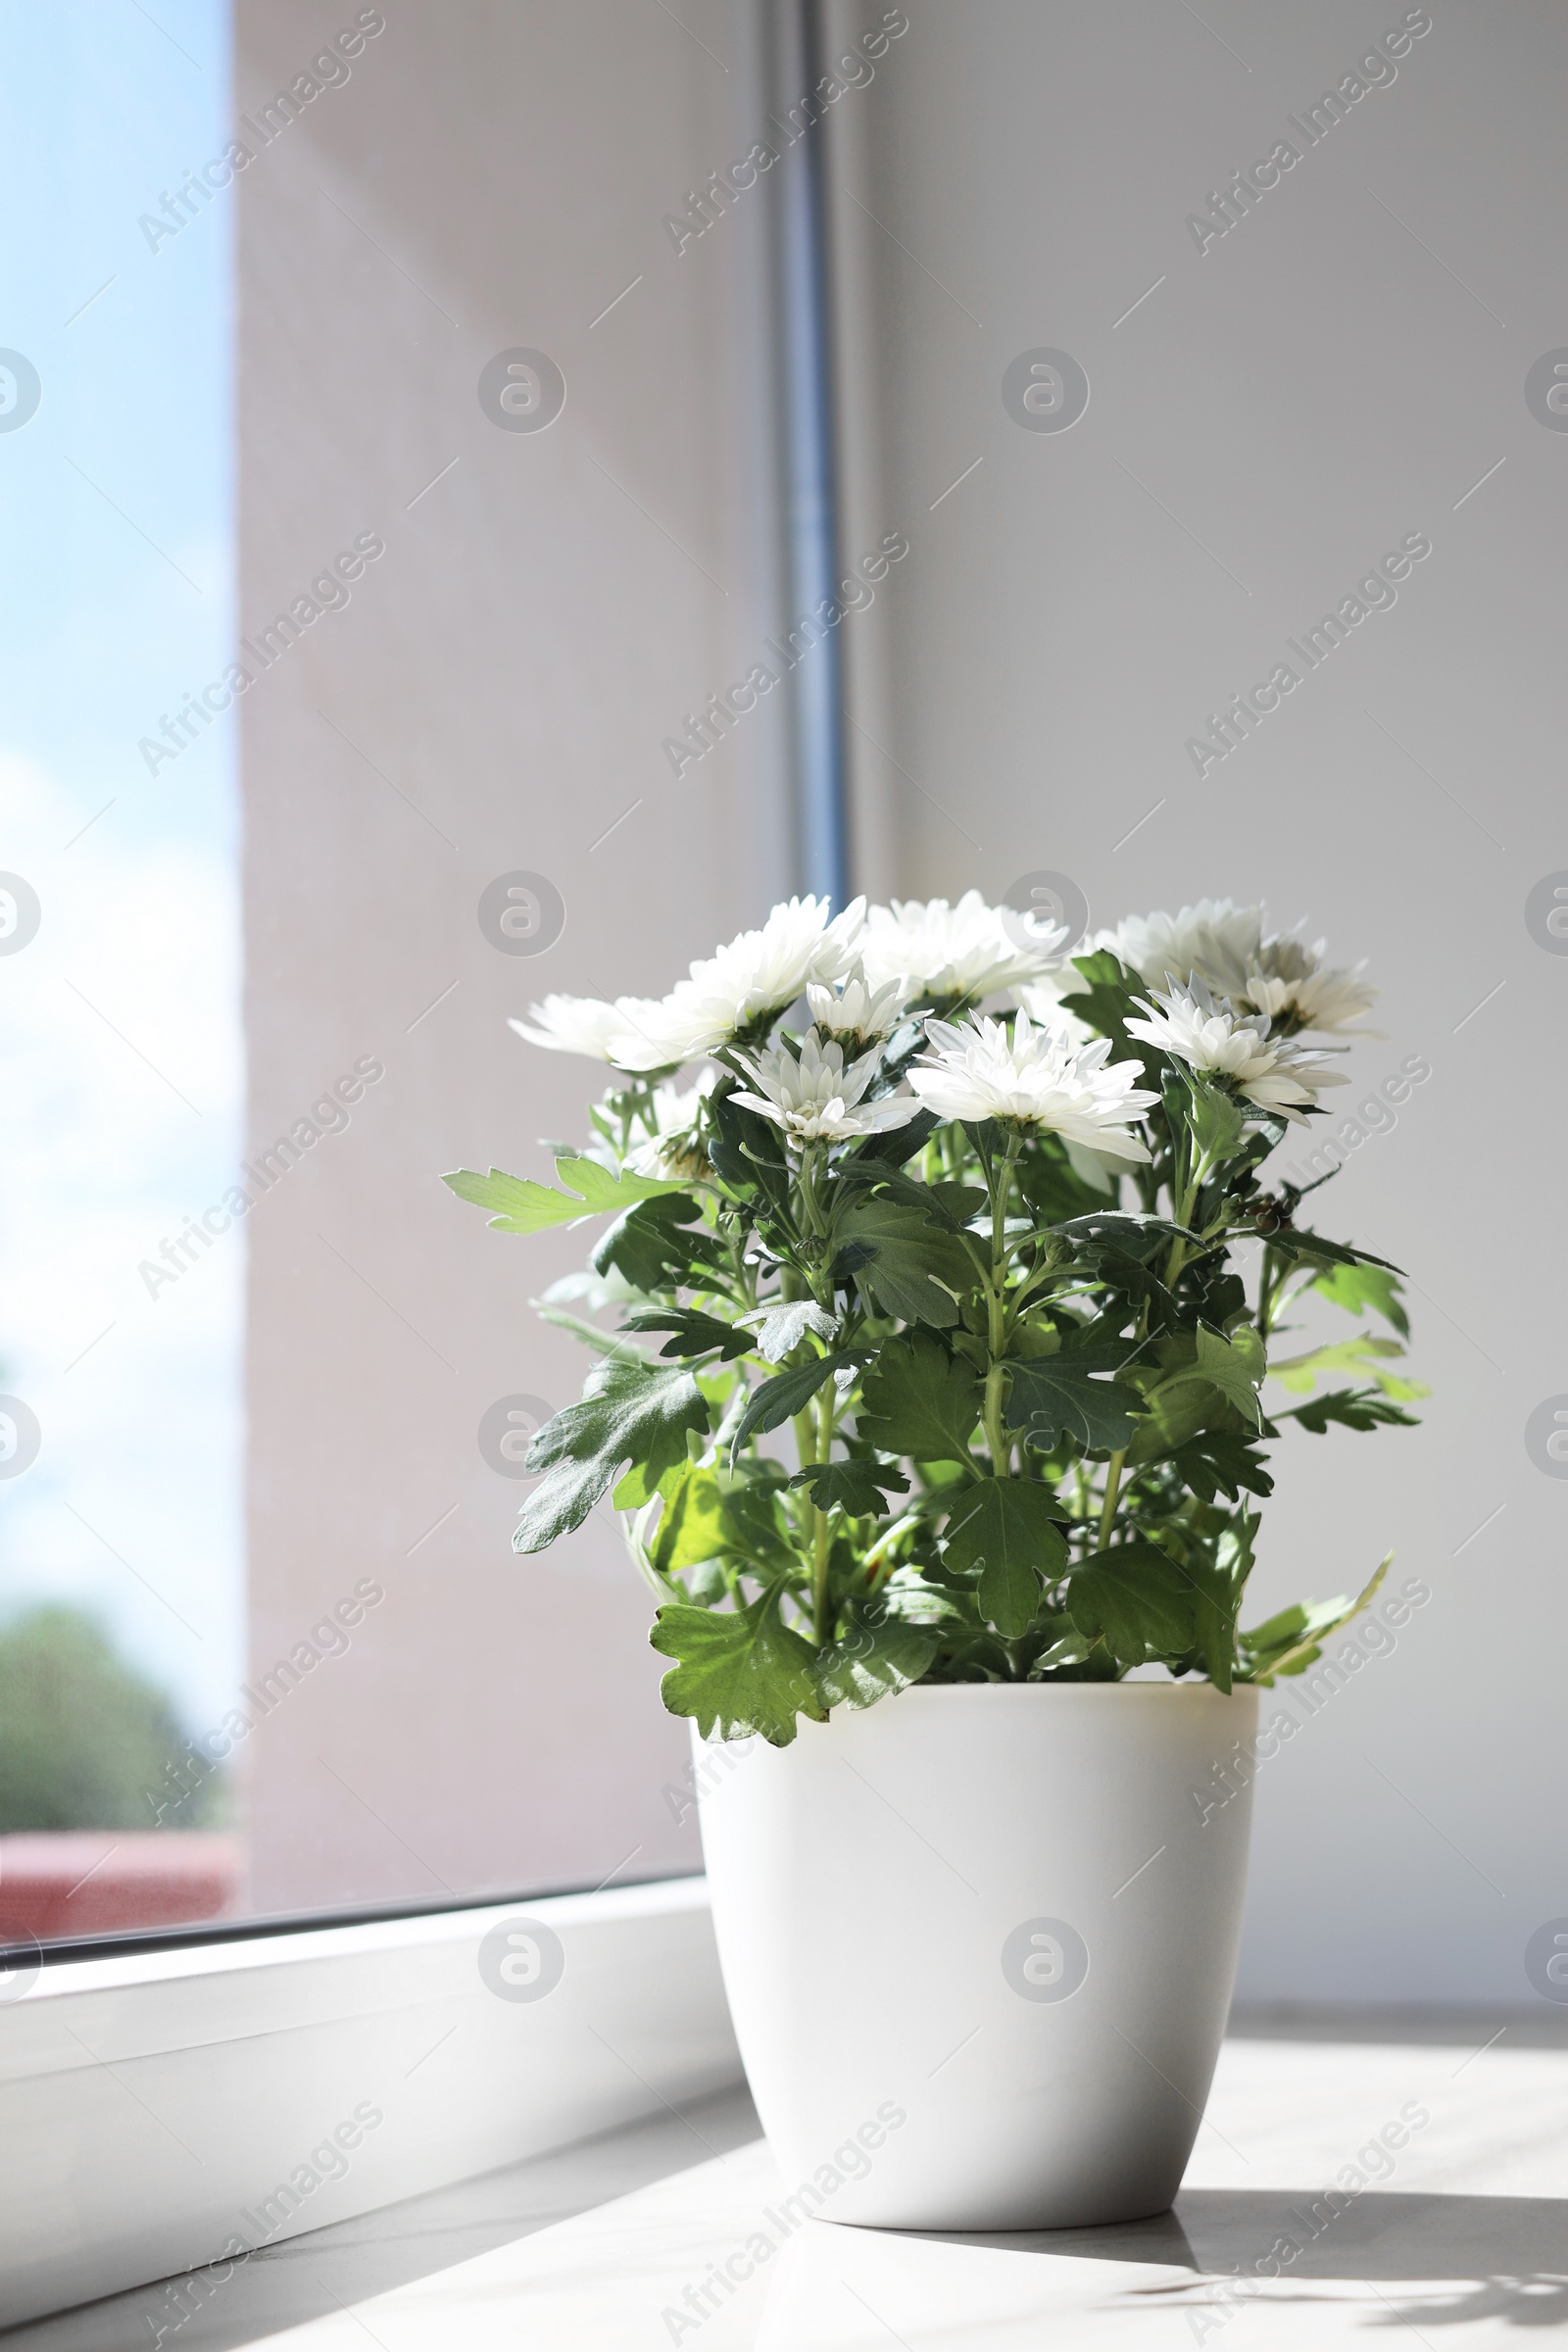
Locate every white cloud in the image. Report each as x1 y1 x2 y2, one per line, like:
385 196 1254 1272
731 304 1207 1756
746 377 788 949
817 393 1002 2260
0 749 243 1728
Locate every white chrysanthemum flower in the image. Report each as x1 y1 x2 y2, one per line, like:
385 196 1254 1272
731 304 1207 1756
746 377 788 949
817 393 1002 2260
909 1006 1156 1156
732 1033 919 1144
1238 935 1378 1035
600 985 724 1072
510 993 643 1064
806 967 909 1048
861 890 1064 1004
1097 899 1262 994
607 895 867 1070
513 988 733 1075
689 894 866 1029
1125 979 1346 1123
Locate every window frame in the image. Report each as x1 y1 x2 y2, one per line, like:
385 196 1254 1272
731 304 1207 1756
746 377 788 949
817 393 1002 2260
0 1875 738 2330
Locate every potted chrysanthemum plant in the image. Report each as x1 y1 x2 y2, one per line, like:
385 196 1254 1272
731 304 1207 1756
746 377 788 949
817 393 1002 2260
445 891 1421 2230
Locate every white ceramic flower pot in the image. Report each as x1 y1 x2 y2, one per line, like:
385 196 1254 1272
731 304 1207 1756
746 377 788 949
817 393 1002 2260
696 1681 1257 2231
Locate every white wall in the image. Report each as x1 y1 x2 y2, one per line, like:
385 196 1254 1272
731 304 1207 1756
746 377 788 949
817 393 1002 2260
827 0 1567 2006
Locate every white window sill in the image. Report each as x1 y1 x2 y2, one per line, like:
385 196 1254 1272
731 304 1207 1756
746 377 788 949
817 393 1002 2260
0 1876 740 2329
7 2012 1565 2351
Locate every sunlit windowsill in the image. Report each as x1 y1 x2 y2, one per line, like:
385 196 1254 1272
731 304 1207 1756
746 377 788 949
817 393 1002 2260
0 1877 740 2331
9 2010 1566 2350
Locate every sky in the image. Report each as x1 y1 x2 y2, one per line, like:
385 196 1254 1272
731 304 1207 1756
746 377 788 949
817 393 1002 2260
0 0 241 1732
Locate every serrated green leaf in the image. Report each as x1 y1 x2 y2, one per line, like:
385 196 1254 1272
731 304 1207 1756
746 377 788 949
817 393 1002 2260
833 1200 976 1327
789 1459 910 1515
650 1463 732 1574
1004 1354 1141 1452
1170 1431 1275 1502
846 1105 941 1166
1182 1071 1249 1166
719 1475 796 1569
839 1168 987 1233
1057 951 1144 1059
514 1358 709 1552
729 1348 867 1460
1264 1227 1402 1274
443 1156 689 1236
1194 1325 1266 1431
1026 1629 1097 1677
1016 1130 1124 1226
747 1300 838 1363
1240 1553 1392 1683
1183 1511 1253 1693
592 1196 723 1293
1182 1554 1240 1692
943 1479 1069 1637
857 1331 984 1466
1310 1261 1410 1339
1065 1544 1198 1667
650 1587 825 1746
622 1307 752 1361
811 1602 938 1711
1280 1386 1421 1434
1267 1336 1426 1401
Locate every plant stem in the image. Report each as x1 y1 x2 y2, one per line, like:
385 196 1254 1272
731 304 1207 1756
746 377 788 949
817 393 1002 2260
811 1374 835 1642
982 1131 1022 1474
1098 1448 1126 1547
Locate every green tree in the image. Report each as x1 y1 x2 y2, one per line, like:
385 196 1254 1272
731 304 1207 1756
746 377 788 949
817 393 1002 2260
0 1604 223 1831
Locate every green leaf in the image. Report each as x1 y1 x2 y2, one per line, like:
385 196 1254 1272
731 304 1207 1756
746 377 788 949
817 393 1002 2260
1278 1386 1421 1434
833 1200 976 1327
1057 950 1144 1058
1016 1131 1122 1226
1048 1212 1189 1325
718 1472 796 1568
1310 1260 1410 1339
1182 1556 1240 1691
1267 1336 1426 1400
846 1105 940 1167
1004 1353 1141 1453
513 1358 709 1552
1194 1325 1266 1431
1065 1544 1198 1667
1181 1071 1249 1166
1170 1431 1275 1502
1123 1377 1225 1463
1122 1327 1261 1465
707 1084 791 1212
857 1332 984 1466
621 1307 752 1361
650 1587 826 1746
1183 1508 1255 1693
729 1348 867 1460
840 1167 987 1233
650 1463 732 1574
811 1602 938 1711
747 1300 838 1362
1263 1227 1402 1274
943 1479 1069 1638
442 1156 689 1235
1026 1629 1097 1677
789 1459 910 1516
592 1196 723 1293
1053 1211 1197 1259
876 1562 985 1631
1240 1553 1391 1683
